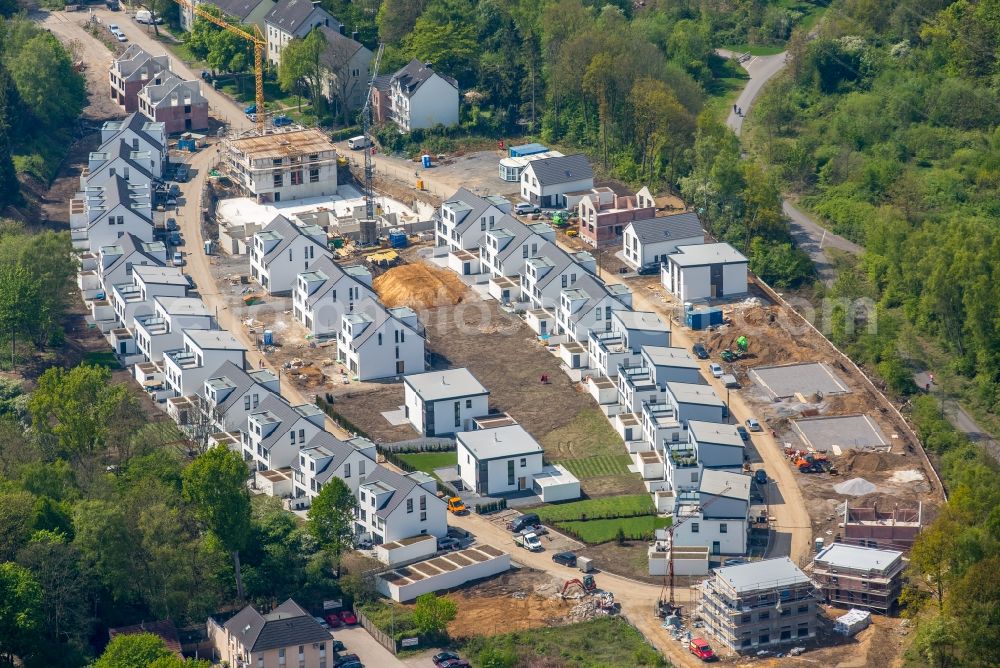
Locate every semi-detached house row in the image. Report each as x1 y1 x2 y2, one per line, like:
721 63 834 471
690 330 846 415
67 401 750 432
250 214 331 295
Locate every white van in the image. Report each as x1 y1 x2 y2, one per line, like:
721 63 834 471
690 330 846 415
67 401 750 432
347 135 370 150
134 9 151 23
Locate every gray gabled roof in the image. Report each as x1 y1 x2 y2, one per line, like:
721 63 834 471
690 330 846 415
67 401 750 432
391 59 457 96
102 233 164 276
317 25 366 72
525 153 593 186
299 431 371 484
562 273 623 323
88 139 155 183
361 466 422 520
222 599 330 652
625 212 705 245
209 0 268 21
205 360 277 413
251 394 304 446
528 243 581 290
300 255 374 308
444 187 498 234
90 175 152 228
258 215 325 263
265 0 339 33
349 304 420 348
491 216 547 261
102 112 164 154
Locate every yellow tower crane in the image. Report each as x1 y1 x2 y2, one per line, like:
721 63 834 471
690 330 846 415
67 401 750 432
173 0 266 135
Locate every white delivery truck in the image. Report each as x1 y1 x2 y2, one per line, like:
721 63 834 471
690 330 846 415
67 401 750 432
347 135 371 150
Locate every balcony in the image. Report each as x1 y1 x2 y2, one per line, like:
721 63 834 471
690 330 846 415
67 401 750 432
164 348 199 370
667 447 698 468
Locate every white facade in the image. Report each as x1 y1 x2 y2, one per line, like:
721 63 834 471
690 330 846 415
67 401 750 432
162 330 247 398
110 267 188 329
356 468 448 545
338 307 425 381
455 425 544 495
224 128 339 203
240 396 326 472
435 189 511 252
265 0 339 65
662 243 749 302
388 60 459 132
519 154 594 209
133 297 213 362
555 277 633 343
96 236 168 297
71 176 154 253
97 115 167 175
479 220 556 278
201 362 282 433
293 258 376 337
292 432 377 502
622 213 705 269
520 248 597 310
403 368 489 436
250 217 331 295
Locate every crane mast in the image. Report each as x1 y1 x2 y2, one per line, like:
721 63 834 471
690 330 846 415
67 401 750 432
361 44 384 221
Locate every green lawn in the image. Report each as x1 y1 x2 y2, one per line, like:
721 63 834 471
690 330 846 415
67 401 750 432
540 407 624 460
558 454 632 479
460 617 666 667
556 516 672 544
82 350 120 369
532 494 654 523
396 451 457 474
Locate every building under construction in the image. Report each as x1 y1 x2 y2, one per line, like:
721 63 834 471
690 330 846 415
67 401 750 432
223 128 339 203
811 543 905 614
697 557 820 653
842 502 922 551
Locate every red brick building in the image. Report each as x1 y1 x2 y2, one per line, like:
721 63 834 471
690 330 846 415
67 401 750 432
138 76 209 134
577 186 657 247
109 45 171 113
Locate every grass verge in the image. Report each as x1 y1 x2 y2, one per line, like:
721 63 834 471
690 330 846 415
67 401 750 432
460 617 667 667
533 494 654 523
556 516 671 544
82 350 120 369
396 451 458 474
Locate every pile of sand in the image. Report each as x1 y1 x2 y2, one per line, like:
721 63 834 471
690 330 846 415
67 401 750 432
373 263 467 310
834 477 878 496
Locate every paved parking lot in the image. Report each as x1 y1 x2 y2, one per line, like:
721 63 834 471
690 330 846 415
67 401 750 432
334 626 445 668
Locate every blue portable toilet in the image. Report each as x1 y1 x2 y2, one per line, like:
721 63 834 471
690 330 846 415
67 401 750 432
263 330 273 346
421 154 432 168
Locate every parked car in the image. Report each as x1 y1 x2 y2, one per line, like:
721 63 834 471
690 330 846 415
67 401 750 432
324 613 343 628
331 639 346 652
313 616 329 630
440 661 470 668
272 114 293 127
723 557 748 567
115 31 128 42
433 652 461 666
636 262 660 276
745 418 762 431
338 609 357 626
507 513 540 533
552 551 577 567
754 469 768 485
709 362 724 378
338 662 362 668
692 342 709 359
169 231 182 246
107 23 120 33
174 164 190 182
736 426 750 441
333 654 360 668
166 218 178 231
437 537 461 552
514 202 540 215
689 637 717 662
244 103 257 114
172 252 184 266
105 0 119 9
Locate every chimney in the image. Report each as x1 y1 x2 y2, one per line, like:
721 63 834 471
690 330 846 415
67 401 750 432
352 30 359 41
339 24 345 35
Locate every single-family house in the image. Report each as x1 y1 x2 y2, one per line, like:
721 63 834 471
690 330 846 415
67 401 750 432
812 543 906 613
665 382 727 427
521 244 597 310
224 128 339 203
611 310 671 350
672 470 751 555
356 467 448 545
137 75 210 134
293 255 376 337
109 45 171 113
208 599 333 668
250 215 331 295
641 400 683 452
662 242 749 302
555 273 632 343
317 26 372 119
265 0 341 65
291 431 377 504
163 329 247 398
133 296 214 362
71 175 153 252
698 558 818 652
640 345 703 386
688 420 745 471
386 59 459 132
110 265 188 329
403 368 489 436
456 424 544 496
436 188 512 252
337 306 425 380
577 186 656 247
520 154 593 209
240 395 326 472
622 212 705 269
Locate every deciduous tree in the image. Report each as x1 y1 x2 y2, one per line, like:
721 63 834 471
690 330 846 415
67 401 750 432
307 476 356 566
0 561 44 665
412 592 457 636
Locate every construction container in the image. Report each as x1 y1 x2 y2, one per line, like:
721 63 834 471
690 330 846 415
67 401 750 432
178 138 197 152
421 154 432 168
388 228 408 249
330 237 345 249
578 556 595 573
263 330 273 346
686 307 724 330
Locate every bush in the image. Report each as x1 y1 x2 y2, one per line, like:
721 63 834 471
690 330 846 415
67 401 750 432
474 499 507 514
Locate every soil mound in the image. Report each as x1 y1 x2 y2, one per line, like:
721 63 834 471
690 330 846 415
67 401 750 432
373 263 467 310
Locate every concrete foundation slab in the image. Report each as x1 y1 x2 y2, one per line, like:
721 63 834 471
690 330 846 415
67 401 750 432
750 362 850 399
793 414 888 453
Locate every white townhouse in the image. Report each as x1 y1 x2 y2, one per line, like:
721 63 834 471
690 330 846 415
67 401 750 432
200 361 281 433
338 306 425 381
456 424 544 496
293 255 377 338
622 212 706 269
133 297 214 362
265 0 340 65
672 470 752 555
82 138 158 191
480 216 555 278
241 395 326 472
641 400 684 452
386 59 459 132
662 242 749 302
436 188 512 252
163 329 247 398
617 365 666 414
110 265 188 330
688 420 746 472
93 234 167 299
555 273 633 343
71 175 153 253
356 467 448 545
520 154 593 209
588 310 671 379
250 215 331 295
641 345 703 386
665 382 727 427
291 431 377 504
521 245 597 310
97 114 167 177
403 368 489 437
